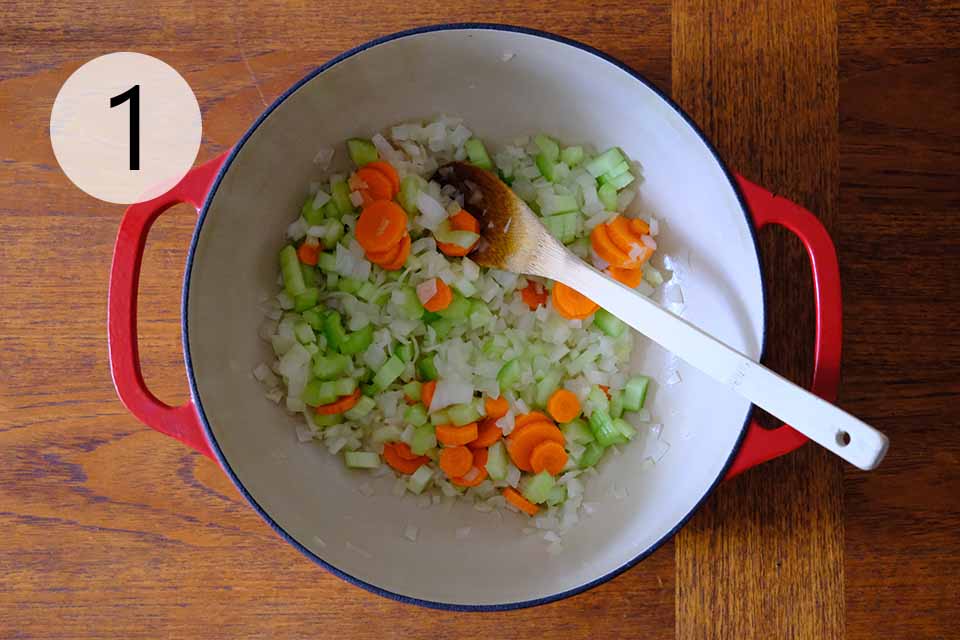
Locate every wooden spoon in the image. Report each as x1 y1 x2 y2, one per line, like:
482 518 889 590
435 161 889 470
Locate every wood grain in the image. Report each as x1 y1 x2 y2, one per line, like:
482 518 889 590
673 1 845 639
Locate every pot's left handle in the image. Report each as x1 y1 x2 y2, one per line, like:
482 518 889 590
108 153 229 458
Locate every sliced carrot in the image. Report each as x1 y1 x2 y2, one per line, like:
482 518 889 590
392 441 419 461
599 385 611 398
546 388 581 423
315 389 361 415
364 160 400 196
509 411 552 439
355 200 408 253
421 380 437 409
629 218 651 236
469 418 503 449
506 421 565 471
435 422 479 446
439 445 473 477
383 442 429 474
355 166 394 202
297 243 320 266
422 278 453 312
519 280 548 310
472 448 489 468
552 283 599 320
607 216 644 254
529 440 569 476
365 234 403 264
484 396 509 420
452 466 488 487
437 210 481 256
590 223 637 268
608 266 643 288
376 232 411 271
503 487 539 516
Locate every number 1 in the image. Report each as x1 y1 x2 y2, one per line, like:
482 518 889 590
110 84 140 170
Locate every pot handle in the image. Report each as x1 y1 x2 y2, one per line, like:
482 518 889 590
108 153 229 458
724 175 842 478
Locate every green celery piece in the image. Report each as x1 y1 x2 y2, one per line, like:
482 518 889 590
578 441 605 468
562 418 594 444
447 402 481 427
597 182 618 211
302 198 325 226
417 354 438 381
609 390 624 419
613 417 637 441
344 396 376 420
584 147 625 178
484 440 508 480
534 134 560 162
541 212 578 244
322 200 340 221
395 286 425 320
603 170 635 190
546 485 568 506
605 160 630 178
301 308 325 330
404 403 429 428
438 292 470 321
323 311 348 351
373 355 404 390
346 138 378 167
399 175 426 215
357 281 387 304
333 377 357 396
293 287 319 312
331 179 354 216
410 425 437 455
280 245 307 297
322 220 344 247
535 152 557 182
344 451 380 469
317 252 337 272
535 369 562 408
497 359 522 390
338 276 362 294
560 145 584 167
590 409 622 447
402 380 422 401
395 342 415 363
294 320 315 344
464 138 493 170
429 317 453 340
622 376 650 411
594 308 626 337
303 380 338 406
313 353 350 379
406 464 434 494
340 323 374 355
521 471 556 504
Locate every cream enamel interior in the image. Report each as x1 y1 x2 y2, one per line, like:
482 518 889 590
185 28 764 607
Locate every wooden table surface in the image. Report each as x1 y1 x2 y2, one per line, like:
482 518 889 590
1 1 957 638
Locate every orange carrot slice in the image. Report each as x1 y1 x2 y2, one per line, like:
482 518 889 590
376 232 411 271
383 443 429 474
484 396 509 420
422 278 453 312
365 234 403 264
363 160 400 196
590 223 637 268
437 210 480 256
552 283 599 320
529 440 568 476
608 266 643 288
519 280 548 310
421 380 436 409
435 422 479 447
509 412 552 439
469 418 502 449
297 243 320 265
506 421 565 471
356 200 407 253
452 449 489 487
392 441 419 461
503 487 539 516
546 389 581 423
315 389 361 415
355 166 394 202
629 218 651 236
439 445 473 477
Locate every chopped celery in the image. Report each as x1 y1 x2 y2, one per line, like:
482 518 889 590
447 402 481 427
437 292 471 321
313 353 350 379
280 245 307 297
294 320 315 344
521 471 556 504
331 179 354 216
605 160 630 179
393 341 413 363
407 464 433 494
578 441 605 468
404 403 429 427
429 317 454 340
346 138 378 166
613 417 637 441
485 440 509 480
394 286 425 320
585 147 626 178
594 308 626 337
465 138 493 170
340 324 374 355
371 424 403 444
569 237 590 259
535 369 562 407
302 308 324 330
534 134 560 162
303 380 337 406
322 200 340 220
417 354 438 381
402 380 422 400
468 301 493 330
313 413 340 428
357 281 387 304
332 377 357 396
374 355 404 390
300 264 318 287
609 390 624 419
590 409 623 447
294 287 319 312
344 451 380 469
602 170 635 190
597 182 618 210
562 418 594 444
588 386 610 413
322 220 344 247
344 395 376 420
326 272 339 287
452 278 477 298
303 199 325 226
546 484 568 506
317 252 337 272
399 174 426 215
560 145 584 167
542 212 578 244
303 342 319 356
535 152 557 182
622 376 650 411
429 409 451 426
337 276 362 294
410 424 437 455
271 334 296 356
537 191 579 216
497 359 521 390
323 312 348 351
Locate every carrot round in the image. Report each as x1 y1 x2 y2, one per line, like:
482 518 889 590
590 223 637 268
546 389 581 423
608 266 643 288
355 166 394 202
503 487 539 516
472 448 489 468
383 443 429 474
606 216 645 254
469 418 502 449
437 210 481 256
392 441 419 461
506 421 565 471
356 200 408 253
315 389 361 415
435 422 479 446
509 411 552 439
629 218 651 236
552 283 599 320
451 450 489 487
421 380 436 409
365 234 403 264
297 243 320 265
519 280 548 310
439 445 473 477
422 278 453 312
529 440 568 476
376 232 411 271
484 396 509 420
364 160 400 196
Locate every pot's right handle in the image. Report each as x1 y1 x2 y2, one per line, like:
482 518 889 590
724 175 842 478
107 154 228 458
